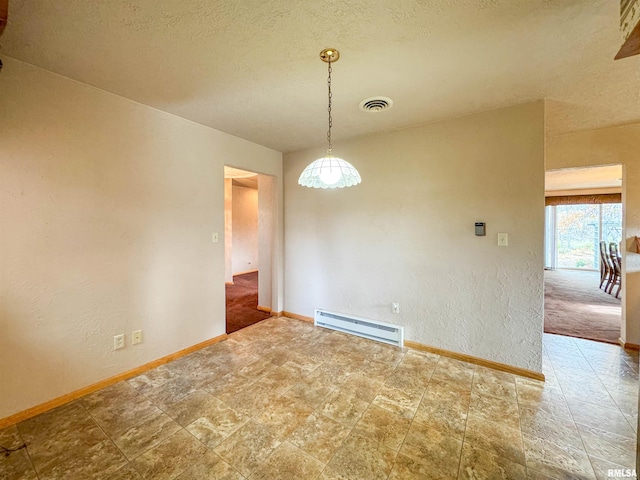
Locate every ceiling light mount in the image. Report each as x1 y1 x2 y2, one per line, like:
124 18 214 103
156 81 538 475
298 48 361 189
319 48 340 63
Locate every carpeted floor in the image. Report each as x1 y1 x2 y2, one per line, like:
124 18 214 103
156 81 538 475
544 269 621 344
225 271 272 334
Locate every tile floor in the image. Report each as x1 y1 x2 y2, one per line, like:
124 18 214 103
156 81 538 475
1 317 638 479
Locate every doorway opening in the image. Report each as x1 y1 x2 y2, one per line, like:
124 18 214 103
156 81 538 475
544 165 623 344
224 166 275 334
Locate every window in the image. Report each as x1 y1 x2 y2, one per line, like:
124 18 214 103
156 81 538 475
545 203 622 270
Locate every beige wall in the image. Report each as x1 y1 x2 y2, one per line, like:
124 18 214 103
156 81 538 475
258 175 276 311
224 178 234 283
0 57 283 419
284 102 545 372
231 185 259 275
546 123 640 345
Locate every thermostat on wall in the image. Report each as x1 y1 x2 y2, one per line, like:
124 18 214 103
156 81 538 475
475 222 486 236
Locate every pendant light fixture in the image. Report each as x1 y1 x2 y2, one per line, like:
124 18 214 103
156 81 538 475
298 48 362 189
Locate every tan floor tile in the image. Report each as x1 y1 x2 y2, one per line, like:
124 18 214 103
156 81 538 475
314 331 353 351
414 387 469 439
399 349 440 369
458 443 526 480
237 359 280 381
113 412 181 460
23 417 110 475
17 402 96 444
325 349 368 371
128 365 177 392
400 420 463 478
248 441 324 480
547 352 593 371
130 429 207 480
200 371 249 398
384 364 432 395
307 362 353 384
327 432 397 480
288 413 351 463
319 467 350 479
562 386 619 410
516 383 572 419
0 425 37 480
431 363 475 386
258 366 304 394
85 395 161 439
286 379 335 408
519 407 583 450
255 393 314 438
6 321 637 480
464 414 525 465
108 464 144 479
185 402 248 449
371 384 422 419
474 366 516 384
174 451 243 480
214 420 282 477
523 436 596 480
216 378 283 418
388 453 454 479
136 377 199 409
588 454 638 480
370 344 406 366
568 400 636 437
317 390 369 427
610 391 639 417
469 392 520 430
162 389 225 427
336 371 384 403
35 439 127 480
471 375 517 401
429 376 474 397
81 382 141 410
356 358 397 383
352 404 411 451
576 423 636 468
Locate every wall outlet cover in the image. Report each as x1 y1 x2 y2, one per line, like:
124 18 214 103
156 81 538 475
114 334 125 350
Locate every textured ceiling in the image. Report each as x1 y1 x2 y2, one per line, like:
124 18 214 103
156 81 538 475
546 165 623 191
2 0 640 152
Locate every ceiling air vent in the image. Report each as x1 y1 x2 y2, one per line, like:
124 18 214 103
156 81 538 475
359 96 393 112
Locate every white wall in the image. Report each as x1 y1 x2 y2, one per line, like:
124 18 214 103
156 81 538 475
284 102 545 372
546 123 640 345
0 57 283 419
231 185 259 275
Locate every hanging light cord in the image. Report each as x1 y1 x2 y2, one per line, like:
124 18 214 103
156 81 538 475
327 59 333 155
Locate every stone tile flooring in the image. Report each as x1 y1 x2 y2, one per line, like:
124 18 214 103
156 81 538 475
1 317 638 479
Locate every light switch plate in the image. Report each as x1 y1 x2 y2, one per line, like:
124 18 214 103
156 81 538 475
212 233 219 243
497 233 509 246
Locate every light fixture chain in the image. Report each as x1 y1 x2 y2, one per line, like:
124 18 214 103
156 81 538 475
327 60 332 154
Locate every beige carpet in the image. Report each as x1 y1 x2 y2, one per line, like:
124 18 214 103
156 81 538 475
544 269 621 344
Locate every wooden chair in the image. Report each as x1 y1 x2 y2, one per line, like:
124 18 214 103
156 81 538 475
608 242 622 298
599 241 612 289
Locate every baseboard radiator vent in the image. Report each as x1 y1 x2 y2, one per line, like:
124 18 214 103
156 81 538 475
314 309 404 347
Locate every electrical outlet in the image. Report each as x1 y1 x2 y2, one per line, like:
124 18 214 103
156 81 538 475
113 334 125 350
132 330 143 345
392 302 400 314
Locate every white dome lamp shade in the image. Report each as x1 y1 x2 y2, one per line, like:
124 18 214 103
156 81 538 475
298 49 362 189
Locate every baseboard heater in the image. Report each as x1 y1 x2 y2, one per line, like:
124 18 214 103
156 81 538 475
314 309 404 347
